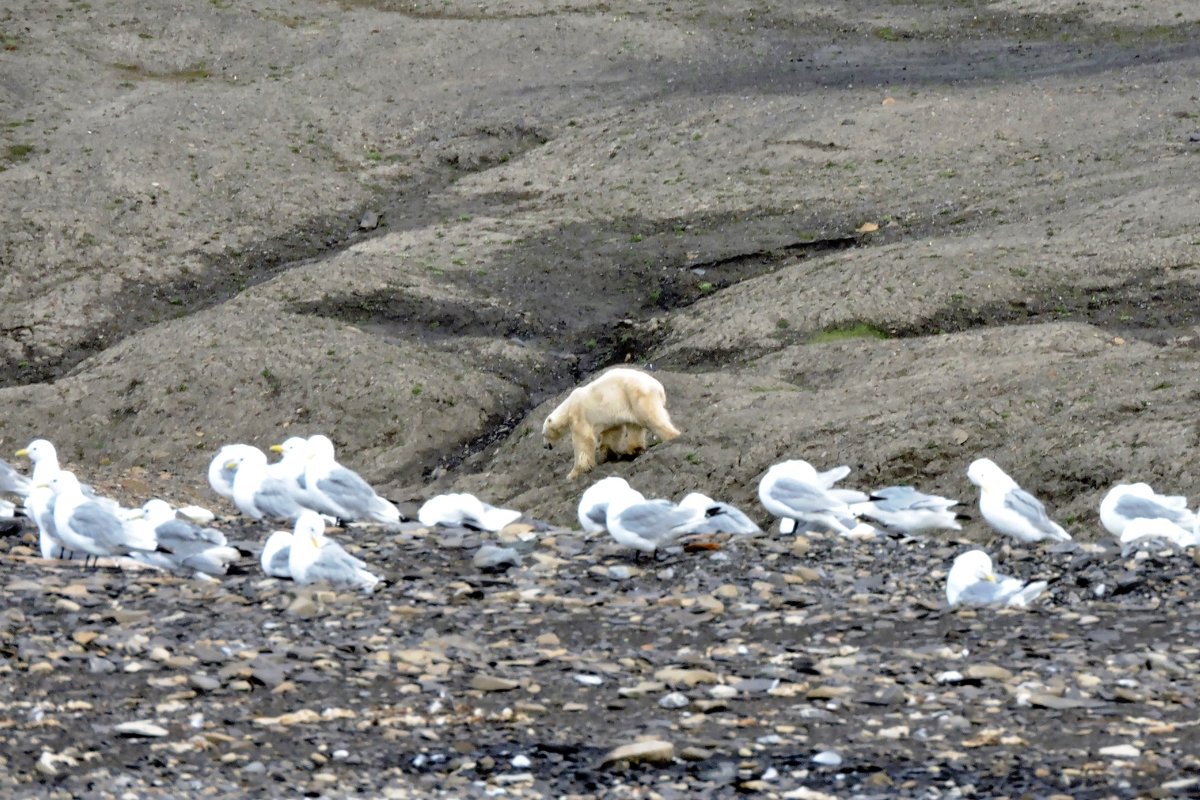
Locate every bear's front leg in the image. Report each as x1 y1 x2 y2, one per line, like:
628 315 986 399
567 423 598 480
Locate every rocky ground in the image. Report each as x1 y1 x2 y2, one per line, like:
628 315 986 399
2 0 1200 796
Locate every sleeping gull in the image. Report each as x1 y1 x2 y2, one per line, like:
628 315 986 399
677 492 761 535
577 477 645 533
260 529 294 579
946 549 1048 608
604 492 710 555
417 492 522 532
208 444 263 502
288 510 382 591
966 458 1071 544
758 460 874 537
128 499 240 577
49 471 160 564
228 447 306 522
303 435 402 525
853 486 966 535
1118 517 1198 550
1099 483 1195 540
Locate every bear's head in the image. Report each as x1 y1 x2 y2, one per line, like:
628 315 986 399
542 411 566 449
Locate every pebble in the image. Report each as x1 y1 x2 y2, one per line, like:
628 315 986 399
812 750 842 767
658 691 690 709
115 720 169 738
1098 744 1141 759
599 740 675 768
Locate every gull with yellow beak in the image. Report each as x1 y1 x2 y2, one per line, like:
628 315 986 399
288 510 381 591
945 549 1047 608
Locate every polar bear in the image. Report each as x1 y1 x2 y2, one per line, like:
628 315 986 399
542 367 681 480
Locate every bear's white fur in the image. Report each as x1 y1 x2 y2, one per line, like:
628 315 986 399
542 367 681 480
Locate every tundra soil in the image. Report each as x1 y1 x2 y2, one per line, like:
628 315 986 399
2 1 1200 797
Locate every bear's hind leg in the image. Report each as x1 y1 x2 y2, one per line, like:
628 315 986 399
636 394 681 441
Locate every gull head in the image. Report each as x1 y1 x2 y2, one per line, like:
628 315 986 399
16 439 56 464
306 435 336 460
947 549 998 604
966 458 1010 491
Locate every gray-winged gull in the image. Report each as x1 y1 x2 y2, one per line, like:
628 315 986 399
49 471 160 564
758 459 874 537
208 444 263 501
677 492 761 535
302 435 401 525
967 458 1070 544
945 549 1048 608
1099 482 1195 540
577 477 645 533
227 447 306 522
854 486 966 535
128 499 240 577
288 510 381 591
260 529 294 579
603 493 710 554
417 492 522 532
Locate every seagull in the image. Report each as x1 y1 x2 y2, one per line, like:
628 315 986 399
577 477 645 533
945 549 1048 608
677 492 761 535
24 484 72 559
207 444 263 501
49 471 161 564
966 458 1071 544
417 492 522 532
853 486 967 535
260 529 294 579
0 456 31 498
288 510 382 591
1118 517 1199 550
16 439 125 515
228 447 307 522
1099 483 1196 540
758 460 873 537
267 437 332 515
302 435 402 525
604 492 711 555
127 499 241 577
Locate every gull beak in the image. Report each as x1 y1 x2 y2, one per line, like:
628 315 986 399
984 572 997 583
269 444 284 453
224 460 238 470
310 534 322 549
15 448 28 457
33 482 49 489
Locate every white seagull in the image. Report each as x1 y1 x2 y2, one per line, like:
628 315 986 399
966 458 1071 544
49 471 160 564
853 486 966 535
128 499 241 577
946 549 1048 608
577 477 645 533
260 529 295 579
302 435 402 525
1099 483 1195 540
228 447 307 522
758 460 873 537
417 492 522 532
677 492 762 535
603 492 710 555
207 444 263 501
288 510 382 591
0 455 31 498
